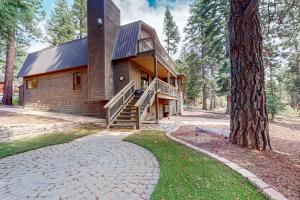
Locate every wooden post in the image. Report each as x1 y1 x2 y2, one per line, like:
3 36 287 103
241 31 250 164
154 56 159 124
106 109 110 128
136 107 140 129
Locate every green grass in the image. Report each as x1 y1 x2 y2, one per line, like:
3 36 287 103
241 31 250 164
12 95 19 106
0 127 100 158
124 131 266 200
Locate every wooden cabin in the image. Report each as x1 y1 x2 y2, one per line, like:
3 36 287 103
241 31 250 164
18 0 184 129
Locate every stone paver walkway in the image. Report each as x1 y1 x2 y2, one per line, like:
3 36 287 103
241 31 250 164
0 131 160 200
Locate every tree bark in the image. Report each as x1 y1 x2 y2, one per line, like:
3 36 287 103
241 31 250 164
202 83 208 110
210 67 217 110
226 95 231 114
202 65 208 110
229 0 271 151
2 32 16 105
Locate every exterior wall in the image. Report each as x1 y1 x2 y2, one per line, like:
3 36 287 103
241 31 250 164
19 85 24 106
113 61 131 94
131 62 154 90
87 0 120 101
139 29 151 39
23 67 106 117
131 62 142 89
0 82 3 94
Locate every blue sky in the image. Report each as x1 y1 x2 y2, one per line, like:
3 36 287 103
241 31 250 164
32 0 191 59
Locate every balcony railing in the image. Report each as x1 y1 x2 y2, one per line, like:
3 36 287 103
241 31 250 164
157 79 178 98
137 37 177 73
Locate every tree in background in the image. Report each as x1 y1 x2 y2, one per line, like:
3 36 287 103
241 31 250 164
163 7 181 55
260 0 300 120
217 62 230 114
72 0 87 39
47 0 75 45
229 0 271 151
184 0 229 110
0 0 44 105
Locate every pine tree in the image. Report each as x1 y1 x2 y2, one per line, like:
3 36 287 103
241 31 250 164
184 0 229 110
163 8 181 55
0 0 44 105
47 0 75 45
229 0 271 151
72 0 87 39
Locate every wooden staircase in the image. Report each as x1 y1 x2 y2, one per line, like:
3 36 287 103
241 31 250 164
110 97 139 129
104 78 178 129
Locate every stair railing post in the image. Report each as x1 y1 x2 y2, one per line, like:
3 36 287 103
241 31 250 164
136 106 140 129
106 108 110 128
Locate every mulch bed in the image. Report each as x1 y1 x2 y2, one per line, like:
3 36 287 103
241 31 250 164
173 125 300 200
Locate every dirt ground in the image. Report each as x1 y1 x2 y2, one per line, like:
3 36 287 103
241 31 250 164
0 111 66 125
172 110 300 200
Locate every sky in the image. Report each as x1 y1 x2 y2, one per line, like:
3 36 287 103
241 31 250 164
30 0 192 59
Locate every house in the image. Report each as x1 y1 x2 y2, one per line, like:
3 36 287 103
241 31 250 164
18 0 184 129
0 73 4 95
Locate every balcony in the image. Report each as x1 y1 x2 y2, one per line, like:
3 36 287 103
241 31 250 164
137 37 177 75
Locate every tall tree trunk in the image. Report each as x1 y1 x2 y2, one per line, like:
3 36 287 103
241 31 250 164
202 83 208 110
202 65 208 110
2 32 15 105
229 0 271 151
210 67 217 110
269 64 275 122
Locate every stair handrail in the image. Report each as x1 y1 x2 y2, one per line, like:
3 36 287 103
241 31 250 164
134 78 158 129
104 81 135 127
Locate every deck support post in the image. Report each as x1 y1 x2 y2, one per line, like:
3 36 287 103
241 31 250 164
154 56 159 124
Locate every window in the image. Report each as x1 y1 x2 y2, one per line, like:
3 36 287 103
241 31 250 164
73 72 81 90
141 71 149 90
26 78 38 90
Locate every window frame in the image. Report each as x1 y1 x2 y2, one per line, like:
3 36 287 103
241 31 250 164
26 78 38 90
73 72 82 91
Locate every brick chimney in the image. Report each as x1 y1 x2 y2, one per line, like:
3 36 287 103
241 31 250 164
87 0 120 101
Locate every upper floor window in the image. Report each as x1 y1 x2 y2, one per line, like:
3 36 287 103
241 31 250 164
73 72 81 90
26 78 38 90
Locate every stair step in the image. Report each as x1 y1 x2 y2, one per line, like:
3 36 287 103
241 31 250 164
114 120 137 123
110 124 136 129
117 116 136 120
120 111 136 116
123 108 137 111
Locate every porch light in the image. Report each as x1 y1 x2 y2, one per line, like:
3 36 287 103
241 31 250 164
97 18 103 26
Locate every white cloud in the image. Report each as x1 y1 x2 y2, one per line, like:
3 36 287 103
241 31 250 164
113 0 190 59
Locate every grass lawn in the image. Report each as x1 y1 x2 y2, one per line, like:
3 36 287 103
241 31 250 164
124 131 266 200
0 127 100 158
12 95 19 106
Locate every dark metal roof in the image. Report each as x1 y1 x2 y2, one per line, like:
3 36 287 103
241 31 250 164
18 21 158 78
112 21 140 60
18 37 88 78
